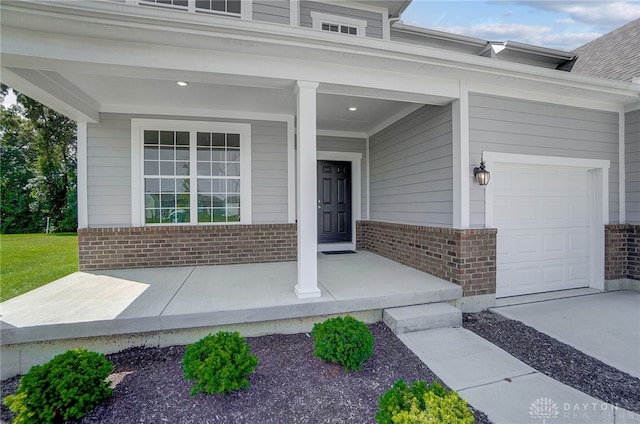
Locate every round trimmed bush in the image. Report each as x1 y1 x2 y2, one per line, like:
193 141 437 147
376 380 474 424
311 315 374 371
181 331 259 395
3 348 113 424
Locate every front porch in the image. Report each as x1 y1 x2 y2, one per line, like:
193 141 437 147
0 251 461 379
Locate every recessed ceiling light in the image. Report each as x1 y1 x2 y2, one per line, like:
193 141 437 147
348 107 358 111
176 81 189 87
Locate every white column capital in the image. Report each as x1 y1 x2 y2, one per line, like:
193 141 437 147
295 81 320 93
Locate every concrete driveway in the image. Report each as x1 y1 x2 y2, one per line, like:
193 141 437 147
492 290 640 378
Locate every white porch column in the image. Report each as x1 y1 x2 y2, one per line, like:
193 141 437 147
295 81 321 298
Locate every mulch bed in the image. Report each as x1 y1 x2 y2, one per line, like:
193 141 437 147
1 322 491 424
463 311 640 414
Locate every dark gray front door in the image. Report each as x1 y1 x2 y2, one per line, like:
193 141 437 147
317 160 352 243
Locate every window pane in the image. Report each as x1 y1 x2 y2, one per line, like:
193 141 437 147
146 209 160 224
227 194 240 207
198 194 212 208
160 131 174 145
176 161 190 175
177 194 190 208
197 162 211 176
198 208 212 223
161 194 176 208
197 148 211 162
212 149 225 161
145 179 160 192
197 178 211 193
144 130 159 145
161 179 175 192
227 0 241 14
227 134 240 148
349 27 357 35
213 194 226 208
227 150 240 162
177 178 190 193
197 132 210 147
341 26 348 34
212 133 225 147
322 23 330 31
227 208 240 221
160 146 174 160
176 131 189 146
160 161 174 175
144 147 159 160
227 163 240 176
176 147 189 160
212 179 226 193
213 208 226 222
212 163 226 176
212 0 225 11
145 161 159 175
228 179 240 193
145 193 160 208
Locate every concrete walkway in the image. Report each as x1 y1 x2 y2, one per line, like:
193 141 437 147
400 326 640 424
399 290 640 424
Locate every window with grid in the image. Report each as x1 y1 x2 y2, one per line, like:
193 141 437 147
138 122 248 226
321 23 358 36
196 132 241 223
138 0 241 16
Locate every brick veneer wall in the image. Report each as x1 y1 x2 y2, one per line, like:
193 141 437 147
78 224 297 271
357 220 497 297
605 224 639 280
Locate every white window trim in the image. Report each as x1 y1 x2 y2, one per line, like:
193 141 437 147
310 11 367 37
131 118 252 226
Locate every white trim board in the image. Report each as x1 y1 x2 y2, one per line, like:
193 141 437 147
482 151 609 292
317 151 362 252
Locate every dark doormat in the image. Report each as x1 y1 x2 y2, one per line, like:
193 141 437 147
322 250 356 255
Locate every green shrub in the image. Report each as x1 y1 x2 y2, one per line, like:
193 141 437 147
311 315 374 371
376 380 474 424
181 331 259 395
3 348 113 424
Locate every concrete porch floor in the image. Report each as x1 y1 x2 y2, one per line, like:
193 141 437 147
0 251 461 377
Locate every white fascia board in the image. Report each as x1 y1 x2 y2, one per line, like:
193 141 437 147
1 67 99 123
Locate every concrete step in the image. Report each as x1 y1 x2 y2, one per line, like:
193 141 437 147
383 302 462 335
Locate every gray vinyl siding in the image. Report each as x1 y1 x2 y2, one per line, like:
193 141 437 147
251 121 289 224
86 114 288 227
369 105 454 227
87 115 132 227
317 136 367 219
300 1 383 39
253 0 290 25
469 93 620 227
626 109 640 224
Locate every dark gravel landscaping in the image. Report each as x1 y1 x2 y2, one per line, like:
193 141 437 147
463 310 640 414
1 322 491 424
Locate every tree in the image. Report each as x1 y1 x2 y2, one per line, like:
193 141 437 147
0 87 78 233
0 103 40 233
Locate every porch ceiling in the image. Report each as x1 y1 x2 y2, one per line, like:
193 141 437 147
5 67 424 134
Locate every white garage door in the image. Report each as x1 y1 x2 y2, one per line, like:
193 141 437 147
494 164 591 298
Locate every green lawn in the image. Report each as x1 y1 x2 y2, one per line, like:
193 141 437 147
0 233 78 302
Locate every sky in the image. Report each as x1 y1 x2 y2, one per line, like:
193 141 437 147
400 0 640 51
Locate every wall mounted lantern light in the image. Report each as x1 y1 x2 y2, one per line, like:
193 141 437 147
474 160 490 186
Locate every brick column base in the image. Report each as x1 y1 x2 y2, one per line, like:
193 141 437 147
605 224 639 281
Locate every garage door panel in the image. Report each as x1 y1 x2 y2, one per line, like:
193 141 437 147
495 164 591 298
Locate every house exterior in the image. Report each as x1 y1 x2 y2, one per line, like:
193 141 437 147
2 0 638 310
